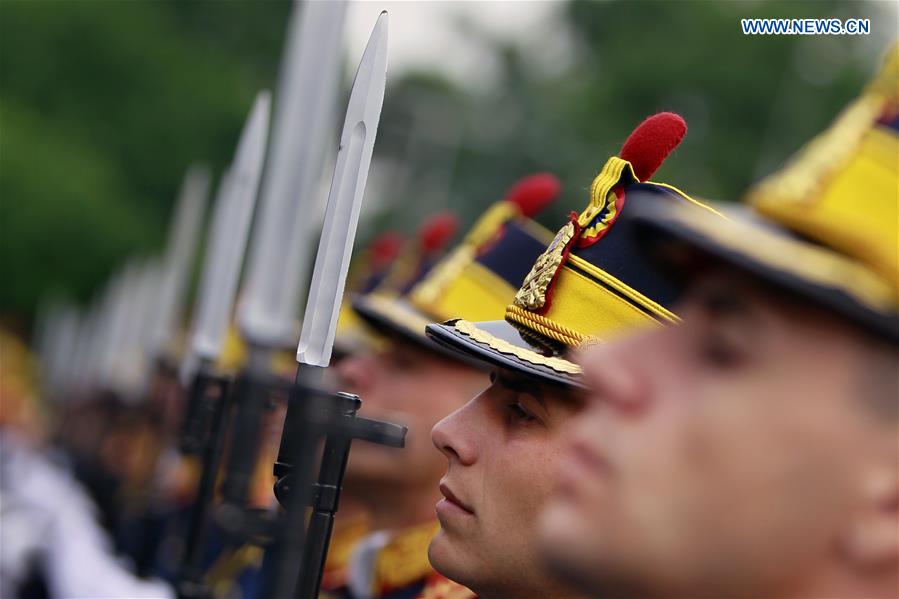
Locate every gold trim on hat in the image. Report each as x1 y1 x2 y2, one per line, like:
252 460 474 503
505 304 591 347
747 44 898 289
514 221 577 311
751 93 884 210
567 254 681 324
410 244 476 309
359 293 432 339
658 203 897 314
410 201 522 309
643 182 728 218
750 44 897 213
464 201 520 247
452 319 581 374
580 156 633 237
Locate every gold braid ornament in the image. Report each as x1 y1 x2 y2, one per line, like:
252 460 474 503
505 304 590 347
513 221 576 311
580 156 634 239
453 319 581 374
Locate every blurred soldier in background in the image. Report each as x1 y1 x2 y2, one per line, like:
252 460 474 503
321 216 457 595
330 174 561 598
0 329 174 598
424 113 721 599
157 326 296 597
332 231 406 363
538 45 899 599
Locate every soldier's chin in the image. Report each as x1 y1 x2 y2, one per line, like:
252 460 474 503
427 529 477 591
540 542 605 598
538 502 645 599
537 501 596 590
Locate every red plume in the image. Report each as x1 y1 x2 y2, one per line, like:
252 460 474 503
619 112 687 182
418 212 459 254
367 231 404 269
504 173 561 218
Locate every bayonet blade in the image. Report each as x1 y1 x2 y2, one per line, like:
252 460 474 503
238 0 348 348
296 12 389 367
34 300 79 397
112 259 162 399
149 165 211 356
78 288 115 394
49 305 80 395
184 92 270 381
98 263 138 392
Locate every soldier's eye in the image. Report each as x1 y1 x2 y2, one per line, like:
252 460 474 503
701 333 745 369
506 401 537 423
386 349 419 371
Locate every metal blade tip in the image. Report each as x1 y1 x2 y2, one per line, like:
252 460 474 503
375 11 388 30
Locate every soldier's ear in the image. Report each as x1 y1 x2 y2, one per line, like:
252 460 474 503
839 460 898 573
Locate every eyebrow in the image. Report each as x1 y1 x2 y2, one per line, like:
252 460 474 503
690 281 765 338
497 372 548 407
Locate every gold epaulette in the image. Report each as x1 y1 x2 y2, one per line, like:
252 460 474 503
321 511 371 591
417 572 478 599
373 521 440 595
205 544 264 598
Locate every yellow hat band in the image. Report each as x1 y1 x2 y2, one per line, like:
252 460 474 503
506 253 679 347
452 319 582 374
358 293 434 339
412 256 517 323
753 123 898 291
749 44 899 293
658 202 897 314
462 201 520 247
409 210 554 326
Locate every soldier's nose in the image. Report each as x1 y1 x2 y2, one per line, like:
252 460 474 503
431 405 477 466
578 338 650 414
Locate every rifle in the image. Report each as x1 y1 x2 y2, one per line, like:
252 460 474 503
175 92 270 598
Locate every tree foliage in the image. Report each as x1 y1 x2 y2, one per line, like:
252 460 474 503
1 0 290 323
1 0 889 328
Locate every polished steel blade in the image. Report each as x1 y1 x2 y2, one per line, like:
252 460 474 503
49 304 80 394
34 300 80 396
98 263 138 391
112 259 162 399
238 0 347 348
75 291 108 393
184 92 270 381
148 164 211 356
296 12 389 367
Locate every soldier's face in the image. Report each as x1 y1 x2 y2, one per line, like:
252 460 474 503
429 369 581 597
539 272 897 598
337 336 488 493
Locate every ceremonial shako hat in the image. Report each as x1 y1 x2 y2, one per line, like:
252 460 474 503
334 215 457 356
352 174 562 354
426 113 721 387
374 212 460 298
628 45 899 343
334 231 405 356
354 231 407 295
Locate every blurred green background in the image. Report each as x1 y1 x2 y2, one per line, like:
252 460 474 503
1 0 894 331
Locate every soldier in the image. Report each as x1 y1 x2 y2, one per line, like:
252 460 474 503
332 231 406 363
331 173 562 598
423 113 721 599
0 329 174 598
537 46 899 599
